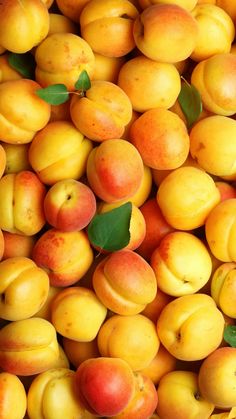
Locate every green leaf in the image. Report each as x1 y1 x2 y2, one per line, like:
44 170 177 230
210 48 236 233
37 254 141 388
8 52 36 79
88 202 132 252
178 80 202 129
74 70 91 93
35 84 69 105
223 325 236 347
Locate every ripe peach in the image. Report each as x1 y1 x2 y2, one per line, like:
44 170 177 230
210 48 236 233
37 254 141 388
190 4 235 62
113 372 158 419
211 262 236 318
93 53 126 83
27 368 95 419
2 232 35 260
86 139 144 203
80 0 139 57
0 54 22 83
51 286 107 341
205 199 236 262
137 198 175 261
70 80 133 142
191 53 236 116
156 166 221 230
157 293 225 361
0 372 27 419
198 347 236 409
28 121 93 185
151 231 212 296
97 314 160 370
74 357 135 417
0 0 49 53
0 79 51 144
139 345 177 386
3 143 30 174
133 4 198 63
130 108 190 170
32 228 94 287
0 317 59 376
92 249 157 315
0 257 49 321
0 170 46 236
35 33 95 90
44 179 96 232
117 55 181 112
156 370 214 418
62 338 100 368
190 115 236 179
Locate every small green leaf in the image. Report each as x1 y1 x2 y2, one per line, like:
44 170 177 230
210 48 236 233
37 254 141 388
178 80 202 129
74 70 91 93
223 325 236 347
35 84 69 105
88 202 132 252
8 52 36 79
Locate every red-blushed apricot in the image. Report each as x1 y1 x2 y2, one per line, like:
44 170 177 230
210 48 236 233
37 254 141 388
27 367 95 419
80 0 139 58
32 228 94 287
113 372 158 419
51 286 107 341
191 53 236 116
190 115 236 179
35 33 95 90
0 79 51 144
86 139 144 203
74 357 135 417
70 80 133 142
138 345 177 386
133 4 198 63
62 338 100 369
157 293 225 361
0 317 60 376
198 347 236 409
97 314 160 370
92 249 157 315
136 198 175 261
44 179 97 232
117 55 181 113
130 108 190 170
151 231 212 297
205 199 236 262
0 0 49 53
156 166 220 230
156 370 214 418
2 232 35 260
215 181 236 202
28 121 93 186
0 256 50 321
0 171 46 236
0 372 27 419
190 4 235 62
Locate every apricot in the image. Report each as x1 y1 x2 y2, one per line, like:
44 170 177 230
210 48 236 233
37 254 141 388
70 80 133 142
211 262 236 318
0 372 27 419
117 55 181 112
92 249 157 315
93 53 126 83
2 232 35 260
216 0 236 21
80 0 139 57
32 228 94 287
3 143 30 174
0 317 59 376
133 4 198 63
130 107 190 170
86 139 144 203
51 286 107 341
48 13 78 35
156 166 221 230
0 54 22 83
139 345 177 386
33 286 61 321
141 289 173 324
56 0 91 23
35 33 95 90
97 314 160 370
191 53 236 116
28 121 93 185
139 0 198 10
0 79 51 144
62 338 100 368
